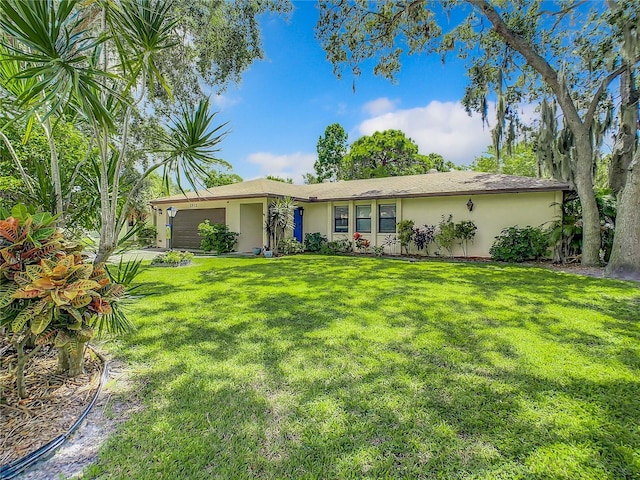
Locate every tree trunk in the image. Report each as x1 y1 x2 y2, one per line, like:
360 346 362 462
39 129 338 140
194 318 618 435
609 68 638 196
606 150 640 279
572 137 601 267
57 342 87 377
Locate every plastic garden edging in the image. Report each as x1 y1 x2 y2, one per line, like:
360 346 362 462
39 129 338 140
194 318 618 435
0 349 110 480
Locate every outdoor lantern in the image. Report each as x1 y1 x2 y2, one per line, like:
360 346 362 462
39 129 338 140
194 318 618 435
299 207 304 217
167 207 177 250
466 198 474 211
158 208 163 215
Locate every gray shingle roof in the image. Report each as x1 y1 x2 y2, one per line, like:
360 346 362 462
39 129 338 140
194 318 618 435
151 171 569 204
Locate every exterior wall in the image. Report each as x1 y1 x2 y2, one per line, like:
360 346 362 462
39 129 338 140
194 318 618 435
239 203 264 252
300 202 329 238
303 191 561 257
154 197 268 250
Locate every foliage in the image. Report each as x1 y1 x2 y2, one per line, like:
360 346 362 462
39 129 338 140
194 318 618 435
413 224 437 255
471 143 539 178
151 251 194 266
490 226 551 263
304 232 327 252
92 256 640 479
316 0 640 271
198 221 238 254
340 130 454 180
0 205 132 397
454 220 478 257
315 123 348 182
352 232 370 253
0 0 285 265
280 237 304 256
435 215 457 257
204 169 243 187
265 197 295 254
396 220 415 255
266 175 294 184
372 245 385 257
320 239 352 255
137 225 157 247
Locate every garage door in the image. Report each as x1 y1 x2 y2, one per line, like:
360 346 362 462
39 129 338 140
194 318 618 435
172 208 225 250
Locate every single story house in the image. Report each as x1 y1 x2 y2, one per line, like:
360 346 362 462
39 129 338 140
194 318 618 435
149 171 569 257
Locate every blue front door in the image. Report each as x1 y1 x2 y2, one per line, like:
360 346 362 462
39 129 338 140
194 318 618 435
294 208 303 242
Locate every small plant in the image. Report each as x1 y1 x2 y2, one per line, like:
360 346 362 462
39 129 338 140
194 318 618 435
383 234 398 255
353 232 370 253
455 220 478 257
321 238 352 255
372 245 385 257
137 225 157 247
151 251 194 266
396 220 415 255
280 237 304 255
198 221 238 254
413 224 436 256
265 197 295 254
304 232 327 252
490 226 551 263
435 215 456 257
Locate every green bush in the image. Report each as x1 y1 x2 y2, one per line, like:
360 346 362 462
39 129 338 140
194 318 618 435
198 220 238 254
151 251 194 266
280 237 304 255
455 220 477 257
396 220 415 255
490 226 550 263
304 232 327 252
435 215 456 257
320 239 352 255
137 225 157 246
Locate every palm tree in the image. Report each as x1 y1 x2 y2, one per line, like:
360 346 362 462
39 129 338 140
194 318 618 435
0 0 229 264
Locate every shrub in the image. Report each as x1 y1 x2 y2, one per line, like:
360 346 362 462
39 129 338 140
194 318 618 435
137 225 157 246
396 220 415 255
304 232 327 252
435 215 456 257
198 221 238 254
490 226 550 263
413 224 437 256
372 245 385 257
455 220 478 257
321 239 352 255
0 205 133 397
280 237 304 255
353 232 370 252
151 251 194 266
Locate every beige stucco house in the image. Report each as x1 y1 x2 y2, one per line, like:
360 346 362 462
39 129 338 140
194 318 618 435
149 171 569 257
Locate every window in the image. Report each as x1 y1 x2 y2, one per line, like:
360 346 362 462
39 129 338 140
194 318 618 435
378 204 396 233
355 205 371 233
334 205 348 233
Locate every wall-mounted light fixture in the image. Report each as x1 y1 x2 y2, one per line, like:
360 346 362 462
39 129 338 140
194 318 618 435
298 207 304 217
466 198 474 212
158 208 163 215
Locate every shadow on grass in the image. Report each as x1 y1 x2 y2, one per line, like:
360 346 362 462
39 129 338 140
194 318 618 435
92 256 640 479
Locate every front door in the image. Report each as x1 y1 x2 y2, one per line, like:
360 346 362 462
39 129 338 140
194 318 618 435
294 207 303 242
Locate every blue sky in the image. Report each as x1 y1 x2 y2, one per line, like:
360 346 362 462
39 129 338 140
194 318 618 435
210 1 499 183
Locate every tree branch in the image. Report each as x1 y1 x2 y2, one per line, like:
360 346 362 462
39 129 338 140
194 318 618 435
0 130 34 195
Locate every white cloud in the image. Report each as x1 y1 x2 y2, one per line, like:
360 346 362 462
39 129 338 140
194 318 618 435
247 152 316 184
358 100 494 165
362 97 398 116
210 93 240 110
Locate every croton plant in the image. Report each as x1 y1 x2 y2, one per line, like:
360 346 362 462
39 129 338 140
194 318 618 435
0 205 133 398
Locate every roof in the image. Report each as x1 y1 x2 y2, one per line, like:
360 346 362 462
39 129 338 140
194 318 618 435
150 171 570 205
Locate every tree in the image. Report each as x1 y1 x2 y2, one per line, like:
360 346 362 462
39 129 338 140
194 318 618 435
316 0 639 274
315 123 348 182
205 169 243 187
266 175 294 184
0 0 287 265
341 129 452 180
471 143 539 177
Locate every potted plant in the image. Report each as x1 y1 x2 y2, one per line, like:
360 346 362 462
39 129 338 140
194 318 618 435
253 247 262 255
263 246 273 258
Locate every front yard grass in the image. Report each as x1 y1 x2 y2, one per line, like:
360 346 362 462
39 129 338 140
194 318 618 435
89 256 639 479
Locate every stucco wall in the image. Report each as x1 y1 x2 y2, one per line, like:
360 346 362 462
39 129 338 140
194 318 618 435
154 197 268 249
300 191 562 257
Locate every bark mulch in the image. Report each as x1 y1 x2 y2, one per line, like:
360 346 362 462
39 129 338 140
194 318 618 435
0 340 102 467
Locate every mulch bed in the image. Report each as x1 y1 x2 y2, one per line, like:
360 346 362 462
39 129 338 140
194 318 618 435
0 339 102 467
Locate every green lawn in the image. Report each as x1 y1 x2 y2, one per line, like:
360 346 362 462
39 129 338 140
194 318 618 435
87 256 639 479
